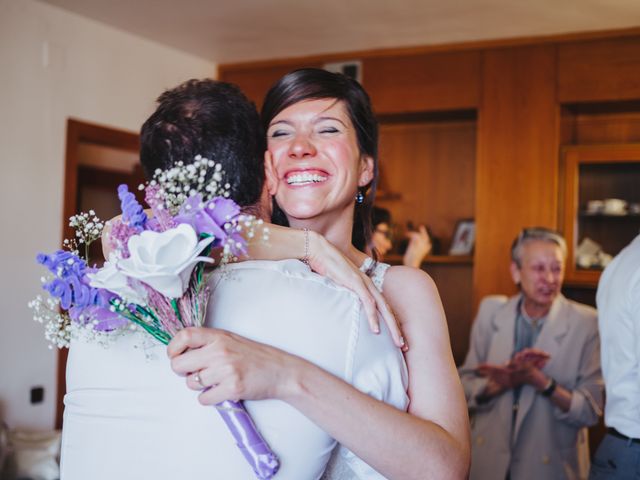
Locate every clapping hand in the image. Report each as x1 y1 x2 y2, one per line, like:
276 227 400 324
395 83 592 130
475 363 515 389
511 348 550 370
476 348 551 390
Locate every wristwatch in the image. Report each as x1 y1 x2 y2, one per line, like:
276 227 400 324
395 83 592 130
541 377 557 397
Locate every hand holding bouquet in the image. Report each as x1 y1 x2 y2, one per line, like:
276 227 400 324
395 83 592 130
30 157 279 479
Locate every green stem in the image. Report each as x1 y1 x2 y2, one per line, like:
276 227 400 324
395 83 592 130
136 305 162 328
109 301 171 345
170 299 184 327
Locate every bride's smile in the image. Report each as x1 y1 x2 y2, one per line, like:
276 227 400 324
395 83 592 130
285 170 329 186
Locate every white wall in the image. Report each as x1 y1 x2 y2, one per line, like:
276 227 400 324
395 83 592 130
0 0 216 430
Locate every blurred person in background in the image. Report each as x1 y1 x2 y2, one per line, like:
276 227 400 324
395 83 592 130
460 227 603 480
367 206 431 268
589 233 640 479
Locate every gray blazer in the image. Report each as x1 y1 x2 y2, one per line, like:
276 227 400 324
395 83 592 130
460 294 604 480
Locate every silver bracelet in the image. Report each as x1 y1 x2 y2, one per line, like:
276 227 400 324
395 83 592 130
300 228 310 265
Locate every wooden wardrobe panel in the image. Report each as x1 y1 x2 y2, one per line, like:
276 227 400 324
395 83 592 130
474 45 560 306
574 112 640 144
219 63 322 108
363 51 481 114
558 37 640 103
428 263 474 366
378 120 476 246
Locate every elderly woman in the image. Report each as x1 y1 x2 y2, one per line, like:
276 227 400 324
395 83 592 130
460 227 604 480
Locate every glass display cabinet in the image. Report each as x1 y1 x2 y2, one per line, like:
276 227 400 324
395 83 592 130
562 143 640 286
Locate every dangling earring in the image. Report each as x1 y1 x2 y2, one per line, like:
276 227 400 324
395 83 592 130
355 190 364 205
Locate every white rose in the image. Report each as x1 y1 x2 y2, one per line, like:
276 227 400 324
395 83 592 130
87 256 148 305
117 223 214 298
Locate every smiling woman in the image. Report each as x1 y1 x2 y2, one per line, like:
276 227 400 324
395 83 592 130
255 69 471 479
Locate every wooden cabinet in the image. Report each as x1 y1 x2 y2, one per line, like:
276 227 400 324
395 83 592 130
377 116 476 249
561 143 640 286
474 45 559 303
558 37 640 103
362 51 480 114
377 115 477 364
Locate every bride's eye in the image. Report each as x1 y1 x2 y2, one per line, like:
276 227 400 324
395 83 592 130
318 126 339 134
269 129 290 138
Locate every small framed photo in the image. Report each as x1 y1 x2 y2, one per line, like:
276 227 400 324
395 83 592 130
449 219 475 255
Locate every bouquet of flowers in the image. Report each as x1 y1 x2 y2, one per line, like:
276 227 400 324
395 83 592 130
29 156 279 479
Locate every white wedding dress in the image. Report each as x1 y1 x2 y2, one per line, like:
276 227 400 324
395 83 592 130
321 258 395 480
61 259 408 480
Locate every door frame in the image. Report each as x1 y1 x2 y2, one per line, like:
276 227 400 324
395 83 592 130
56 119 139 428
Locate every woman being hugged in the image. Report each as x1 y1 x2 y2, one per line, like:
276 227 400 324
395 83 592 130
171 69 470 479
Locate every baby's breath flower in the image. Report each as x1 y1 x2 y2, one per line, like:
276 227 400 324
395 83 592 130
152 155 231 213
28 295 72 349
67 210 105 259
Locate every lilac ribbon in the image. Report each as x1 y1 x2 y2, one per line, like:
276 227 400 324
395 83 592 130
215 400 280 479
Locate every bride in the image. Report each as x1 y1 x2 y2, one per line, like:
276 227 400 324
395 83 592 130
169 69 470 479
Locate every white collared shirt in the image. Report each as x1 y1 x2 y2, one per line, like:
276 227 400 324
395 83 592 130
596 234 640 438
61 259 408 479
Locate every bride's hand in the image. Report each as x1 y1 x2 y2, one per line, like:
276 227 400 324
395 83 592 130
168 327 301 404
307 232 406 350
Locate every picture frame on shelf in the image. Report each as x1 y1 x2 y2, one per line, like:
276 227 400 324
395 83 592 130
449 219 475 255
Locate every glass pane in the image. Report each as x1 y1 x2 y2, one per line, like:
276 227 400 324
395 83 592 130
576 162 640 271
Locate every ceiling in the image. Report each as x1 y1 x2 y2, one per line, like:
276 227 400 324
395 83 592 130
38 0 640 64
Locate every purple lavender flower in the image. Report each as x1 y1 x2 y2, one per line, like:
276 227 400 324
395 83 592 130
118 184 147 230
45 278 73 309
37 251 118 312
68 275 92 307
37 251 77 274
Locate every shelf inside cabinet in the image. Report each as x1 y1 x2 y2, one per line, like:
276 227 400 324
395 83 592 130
425 254 474 265
579 211 640 219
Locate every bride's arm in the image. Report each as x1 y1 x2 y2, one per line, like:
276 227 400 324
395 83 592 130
169 268 470 480
102 217 402 346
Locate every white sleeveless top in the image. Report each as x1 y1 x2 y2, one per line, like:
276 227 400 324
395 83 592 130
61 259 407 480
360 257 391 292
321 258 395 480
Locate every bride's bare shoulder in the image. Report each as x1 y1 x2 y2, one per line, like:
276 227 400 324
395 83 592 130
385 265 439 296
382 265 445 328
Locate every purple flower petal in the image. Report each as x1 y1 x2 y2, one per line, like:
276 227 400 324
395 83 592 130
207 197 240 225
174 195 229 244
